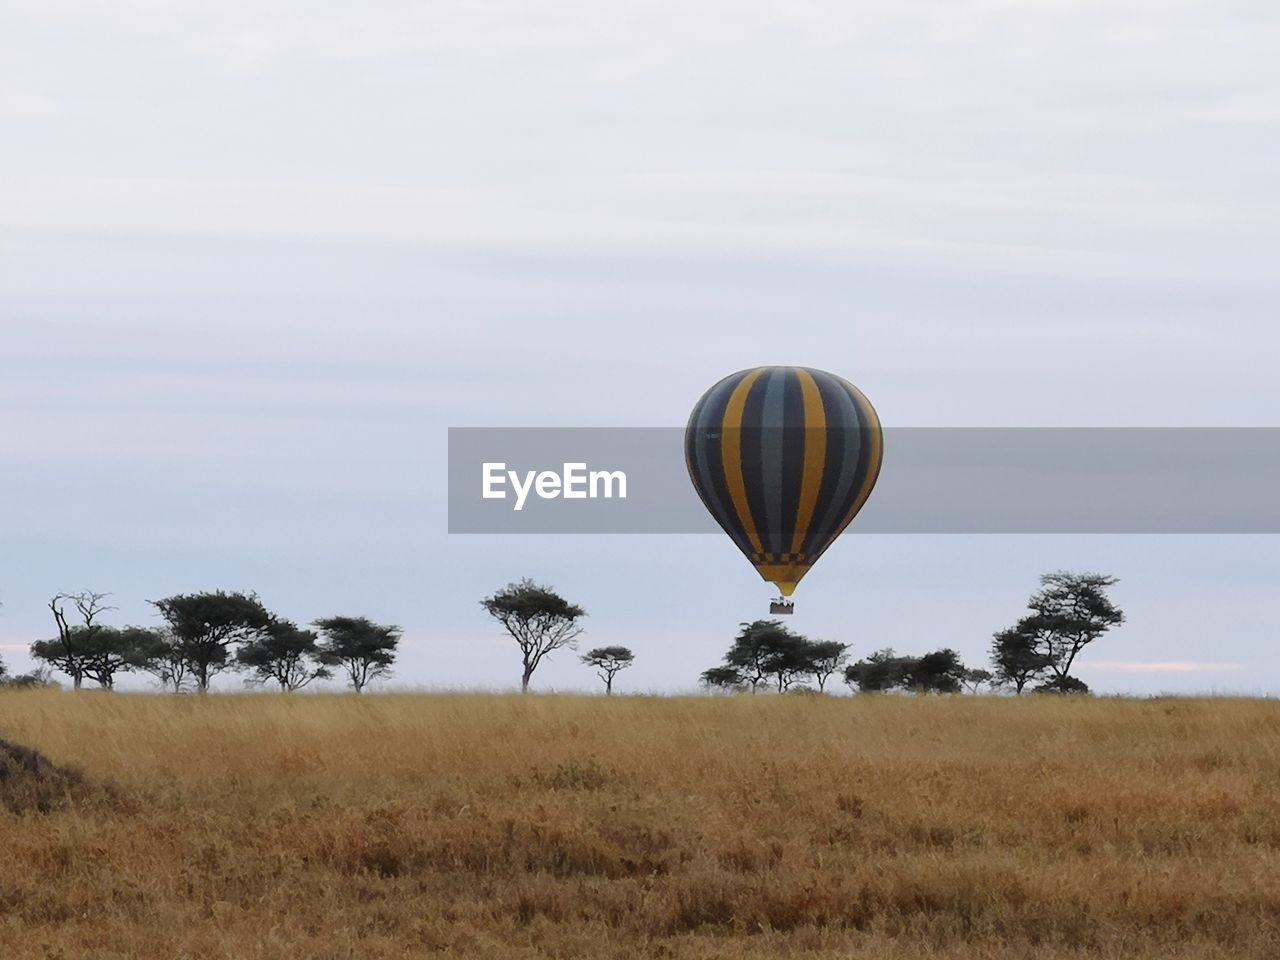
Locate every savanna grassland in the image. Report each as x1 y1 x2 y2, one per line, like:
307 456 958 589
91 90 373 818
2 691 1279 959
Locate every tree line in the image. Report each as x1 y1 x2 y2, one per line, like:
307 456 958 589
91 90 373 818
0 571 1122 695
1 590 400 693
480 571 1123 695
700 571 1123 694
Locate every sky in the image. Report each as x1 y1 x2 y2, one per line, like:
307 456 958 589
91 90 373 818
2 0 1278 694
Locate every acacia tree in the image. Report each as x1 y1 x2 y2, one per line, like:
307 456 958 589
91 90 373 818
764 632 818 692
313 616 400 692
905 649 967 693
238 619 331 691
990 622 1054 693
77 627 128 689
77 626 157 689
1030 572 1124 684
700 622 832 693
845 648 913 692
700 665 745 691
1035 674 1091 694
134 628 191 692
480 580 585 692
991 572 1123 693
720 620 790 692
150 591 273 692
806 640 851 692
581 646 634 694
844 648 971 694
29 636 81 688
43 591 114 689
961 667 996 694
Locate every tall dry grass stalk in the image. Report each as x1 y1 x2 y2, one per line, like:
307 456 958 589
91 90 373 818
1 690 1278 958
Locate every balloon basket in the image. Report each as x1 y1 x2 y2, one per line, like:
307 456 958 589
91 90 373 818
769 598 795 615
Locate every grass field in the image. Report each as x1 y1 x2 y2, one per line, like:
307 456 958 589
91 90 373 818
2 691 1279 959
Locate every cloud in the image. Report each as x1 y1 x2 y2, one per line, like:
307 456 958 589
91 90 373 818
1079 661 1243 673
3 0 1277 292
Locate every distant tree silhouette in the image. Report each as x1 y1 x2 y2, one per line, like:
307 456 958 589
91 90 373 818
134 628 191 692
238 619 331 691
43 591 114 689
1030 571 1123 683
313 616 400 692
720 620 791 693
844 648 968 694
961 667 996 694
33 625 156 690
480 579 585 692
845 648 913 692
151 591 273 692
991 622 1054 693
702 623 846 694
992 572 1123 693
29 636 81 688
1033 674 1091 695
700 665 745 691
762 631 819 692
906 648 966 693
806 640 851 692
581 646 634 694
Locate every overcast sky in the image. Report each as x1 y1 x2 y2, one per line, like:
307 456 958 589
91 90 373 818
2 0 1278 694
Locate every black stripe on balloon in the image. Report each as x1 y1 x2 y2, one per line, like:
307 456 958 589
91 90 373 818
683 390 711 515
779 369 806 549
851 386 884 511
756 367 790 557
684 392 707 470
738 368 773 555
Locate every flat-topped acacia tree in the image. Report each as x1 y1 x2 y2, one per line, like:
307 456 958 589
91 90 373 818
581 646 634 695
481 579 585 693
991 571 1124 694
702 622 848 694
32 625 161 690
806 640 851 693
150 591 273 692
312 616 400 692
238 619 331 691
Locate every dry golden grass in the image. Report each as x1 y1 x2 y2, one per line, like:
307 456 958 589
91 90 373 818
2 690 1279 959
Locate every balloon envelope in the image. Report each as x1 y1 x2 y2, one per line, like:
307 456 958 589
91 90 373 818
684 366 882 596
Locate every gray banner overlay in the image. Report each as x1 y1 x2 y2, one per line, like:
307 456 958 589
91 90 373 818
448 428 1280 534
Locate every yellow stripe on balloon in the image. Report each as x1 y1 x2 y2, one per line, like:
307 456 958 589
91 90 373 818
789 369 826 555
721 368 766 556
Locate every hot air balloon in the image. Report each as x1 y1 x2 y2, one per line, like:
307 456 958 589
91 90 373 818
684 367 882 612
